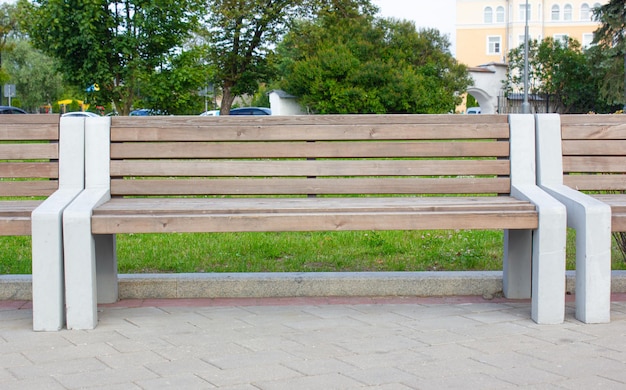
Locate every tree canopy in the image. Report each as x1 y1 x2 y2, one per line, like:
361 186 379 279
592 0 626 109
274 11 470 114
506 37 602 113
22 0 203 115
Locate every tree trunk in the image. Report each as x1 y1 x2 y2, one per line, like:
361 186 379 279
220 85 236 115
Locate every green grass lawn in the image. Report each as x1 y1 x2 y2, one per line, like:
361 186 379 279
2 229 626 274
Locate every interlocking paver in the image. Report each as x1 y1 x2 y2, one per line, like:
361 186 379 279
3 296 626 389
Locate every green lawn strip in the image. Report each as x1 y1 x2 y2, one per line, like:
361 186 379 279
2 229 626 274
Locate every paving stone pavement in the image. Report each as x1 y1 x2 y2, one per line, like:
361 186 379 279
2 296 626 389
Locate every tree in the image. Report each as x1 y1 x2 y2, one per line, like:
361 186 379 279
136 48 208 115
199 0 306 114
274 12 470 114
506 37 600 113
3 39 64 112
22 0 203 115
593 0 626 109
0 3 20 97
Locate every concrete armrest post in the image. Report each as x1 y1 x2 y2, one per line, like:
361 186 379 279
31 117 85 332
63 117 114 330
535 114 611 324
507 114 567 324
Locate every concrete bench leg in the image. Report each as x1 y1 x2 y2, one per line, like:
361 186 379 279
573 210 611 323
96 234 118 304
503 229 532 299
530 217 566 324
31 212 65 331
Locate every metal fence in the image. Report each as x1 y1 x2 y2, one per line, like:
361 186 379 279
498 91 559 114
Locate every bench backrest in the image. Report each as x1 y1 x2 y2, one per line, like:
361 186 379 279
560 114 626 191
104 115 516 198
0 115 61 198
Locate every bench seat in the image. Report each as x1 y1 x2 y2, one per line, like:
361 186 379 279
62 114 566 329
91 197 538 233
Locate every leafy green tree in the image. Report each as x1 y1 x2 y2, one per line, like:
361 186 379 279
22 0 203 115
136 48 208 115
3 39 64 112
0 3 20 98
274 12 470 114
506 38 599 113
200 0 307 114
199 0 378 114
593 0 626 109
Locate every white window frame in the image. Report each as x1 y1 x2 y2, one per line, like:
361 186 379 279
554 34 569 46
582 33 594 48
496 6 505 23
484 6 493 23
564 4 572 21
519 3 531 21
551 5 560 21
487 36 502 55
581 3 591 21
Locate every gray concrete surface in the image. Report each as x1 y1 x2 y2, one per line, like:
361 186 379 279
2 295 626 389
3 270 626 301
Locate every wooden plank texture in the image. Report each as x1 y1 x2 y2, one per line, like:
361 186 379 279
111 141 509 159
111 177 510 196
110 159 509 178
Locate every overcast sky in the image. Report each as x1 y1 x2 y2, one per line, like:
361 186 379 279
374 0 457 55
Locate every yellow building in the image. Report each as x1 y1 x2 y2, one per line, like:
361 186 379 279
456 0 607 67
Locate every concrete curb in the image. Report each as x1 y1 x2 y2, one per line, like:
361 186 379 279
3 271 626 301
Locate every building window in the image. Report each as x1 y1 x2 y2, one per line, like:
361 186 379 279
551 5 560 21
554 34 569 46
518 34 532 48
581 4 591 20
488 36 502 54
484 6 493 23
496 6 505 23
519 3 531 21
564 4 572 21
582 33 594 48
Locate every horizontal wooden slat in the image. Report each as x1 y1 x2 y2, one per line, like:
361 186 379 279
0 219 32 236
0 115 60 125
0 162 58 178
92 196 537 234
563 157 626 173
92 211 537 234
0 125 59 141
110 160 509 178
562 140 626 156
0 181 58 197
111 141 509 159
563 175 626 191
0 200 41 235
0 143 58 160
112 114 508 128
111 117 509 142
96 197 536 214
561 114 626 125
111 177 511 196
111 125 509 142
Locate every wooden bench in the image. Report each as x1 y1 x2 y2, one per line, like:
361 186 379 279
535 114 623 324
0 116 84 331
62 114 566 329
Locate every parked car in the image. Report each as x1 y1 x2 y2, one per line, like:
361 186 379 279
466 107 481 114
0 106 27 114
62 111 100 117
229 107 271 115
200 110 220 116
129 108 162 116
